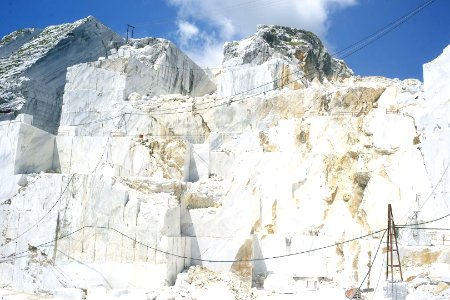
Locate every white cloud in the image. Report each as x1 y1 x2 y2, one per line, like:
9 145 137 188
177 21 199 45
167 0 357 67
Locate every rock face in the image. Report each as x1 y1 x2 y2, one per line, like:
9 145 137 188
0 28 43 58
223 24 352 79
0 19 450 300
218 24 352 97
0 16 124 133
115 38 216 97
59 38 216 133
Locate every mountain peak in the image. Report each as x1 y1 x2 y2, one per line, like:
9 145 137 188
223 24 353 81
0 16 124 132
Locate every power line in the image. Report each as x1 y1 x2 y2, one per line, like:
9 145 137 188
0 175 75 249
2 0 437 125
65 65 315 124
335 0 437 59
395 227 450 231
2 207 450 268
3 211 450 263
68 0 438 119
127 0 436 76
352 230 387 298
397 212 450 227
0 225 386 263
372 256 386 300
398 158 450 224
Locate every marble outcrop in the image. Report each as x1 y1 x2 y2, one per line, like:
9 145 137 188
0 19 449 300
0 16 124 133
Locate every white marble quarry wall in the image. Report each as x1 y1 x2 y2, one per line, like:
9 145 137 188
0 174 64 292
217 58 302 98
0 119 55 177
0 174 187 292
413 45 450 228
59 38 216 135
251 233 382 287
252 234 333 278
188 144 210 182
53 136 191 180
15 122 55 174
209 151 235 179
178 96 445 286
0 120 55 202
110 38 216 97
187 236 253 273
62 60 127 111
423 45 450 105
13 18 123 133
0 121 21 181
60 103 209 139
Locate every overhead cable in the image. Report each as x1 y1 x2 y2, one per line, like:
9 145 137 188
352 230 387 298
0 225 386 263
2 211 449 263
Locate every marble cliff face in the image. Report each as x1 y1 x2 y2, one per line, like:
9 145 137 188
0 18 449 300
0 16 124 133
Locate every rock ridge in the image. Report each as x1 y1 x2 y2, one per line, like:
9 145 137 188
0 16 124 133
223 24 353 80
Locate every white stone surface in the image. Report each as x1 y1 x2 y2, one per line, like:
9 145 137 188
0 17 124 133
217 58 300 98
0 174 187 293
53 136 190 180
423 45 450 105
0 121 54 202
1 18 450 300
54 288 85 300
59 38 216 135
188 144 210 182
263 274 296 294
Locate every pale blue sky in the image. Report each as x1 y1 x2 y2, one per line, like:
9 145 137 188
1 0 449 80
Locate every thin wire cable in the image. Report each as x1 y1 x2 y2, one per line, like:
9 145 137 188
399 159 450 224
66 66 312 125
336 0 436 59
127 0 437 77
372 255 386 300
395 227 450 231
0 138 110 250
2 212 449 263
352 230 387 298
45 0 436 126
0 225 386 263
397 212 450 227
0 175 75 249
56 0 438 122
418 160 450 211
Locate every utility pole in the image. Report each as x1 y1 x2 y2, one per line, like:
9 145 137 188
126 24 135 43
386 204 403 282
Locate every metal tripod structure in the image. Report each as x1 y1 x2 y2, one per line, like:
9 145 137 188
126 24 135 43
386 204 403 282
